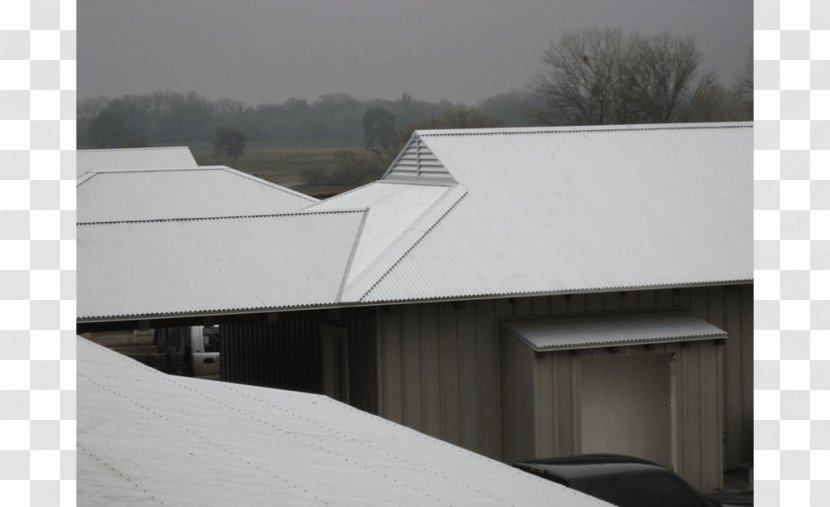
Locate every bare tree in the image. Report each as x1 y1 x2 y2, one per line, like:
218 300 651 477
362 106 396 156
530 28 724 125
628 33 702 122
214 127 247 161
77 96 111 121
731 55 753 120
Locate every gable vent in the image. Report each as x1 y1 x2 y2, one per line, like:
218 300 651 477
383 135 456 185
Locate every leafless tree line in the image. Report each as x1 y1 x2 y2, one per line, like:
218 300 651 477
530 28 751 126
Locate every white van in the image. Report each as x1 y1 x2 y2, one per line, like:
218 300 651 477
154 325 221 379
190 326 221 379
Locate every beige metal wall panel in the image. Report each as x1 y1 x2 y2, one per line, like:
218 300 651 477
578 353 673 467
375 284 751 478
77 146 197 177
77 211 365 320
78 337 611 507
513 342 725 492
363 123 751 303
78 167 317 223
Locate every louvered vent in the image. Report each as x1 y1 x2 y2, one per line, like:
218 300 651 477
383 135 456 184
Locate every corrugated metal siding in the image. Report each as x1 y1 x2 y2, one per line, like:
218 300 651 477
77 211 364 320
220 308 378 414
375 285 752 470
503 309 727 351
78 167 317 223
77 146 197 177
78 337 608 507
363 124 752 302
502 338 724 491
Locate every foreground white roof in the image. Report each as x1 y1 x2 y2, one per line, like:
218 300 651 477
78 166 317 222
77 146 197 177
78 337 608 506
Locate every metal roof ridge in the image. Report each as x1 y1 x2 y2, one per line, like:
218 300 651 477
75 172 99 187
87 166 225 173
77 208 367 226
77 166 223 185
304 179 381 209
335 209 370 303
345 184 468 303
415 121 752 137
77 146 193 152
219 167 319 203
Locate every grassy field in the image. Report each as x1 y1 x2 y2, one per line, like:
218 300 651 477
191 139 386 198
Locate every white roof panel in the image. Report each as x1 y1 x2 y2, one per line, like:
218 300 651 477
78 337 609 506
503 309 728 352
78 167 317 223
360 123 752 303
310 182 452 287
77 146 197 177
77 211 364 320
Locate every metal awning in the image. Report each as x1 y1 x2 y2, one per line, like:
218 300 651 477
502 309 727 352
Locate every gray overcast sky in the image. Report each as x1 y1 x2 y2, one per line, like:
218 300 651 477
79 0 752 106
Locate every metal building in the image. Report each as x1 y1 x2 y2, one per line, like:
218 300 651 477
77 123 753 493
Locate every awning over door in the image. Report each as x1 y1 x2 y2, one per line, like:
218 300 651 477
502 309 727 352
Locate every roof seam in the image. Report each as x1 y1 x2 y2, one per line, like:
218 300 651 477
77 146 194 152
419 123 752 137
359 191 469 302
221 167 318 203
76 172 99 187
77 209 366 226
84 167 220 175
335 209 371 303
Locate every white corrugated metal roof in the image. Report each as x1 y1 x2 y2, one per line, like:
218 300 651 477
78 166 317 223
359 123 752 303
503 309 727 352
77 146 197 177
77 211 364 320
309 182 463 297
77 123 751 321
78 337 609 506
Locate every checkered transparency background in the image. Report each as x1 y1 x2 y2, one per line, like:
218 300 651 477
755 1 830 505
0 0 76 506
0 0 827 506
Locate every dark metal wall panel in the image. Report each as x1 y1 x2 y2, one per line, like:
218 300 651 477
220 308 377 414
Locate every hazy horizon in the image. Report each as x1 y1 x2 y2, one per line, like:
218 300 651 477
79 0 752 106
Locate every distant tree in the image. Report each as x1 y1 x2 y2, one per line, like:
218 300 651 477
731 56 753 120
77 96 111 121
478 88 543 126
214 127 247 161
86 108 141 148
361 107 396 156
387 105 503 157
530 28 722 125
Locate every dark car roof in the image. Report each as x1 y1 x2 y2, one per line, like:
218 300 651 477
513 455 672 482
